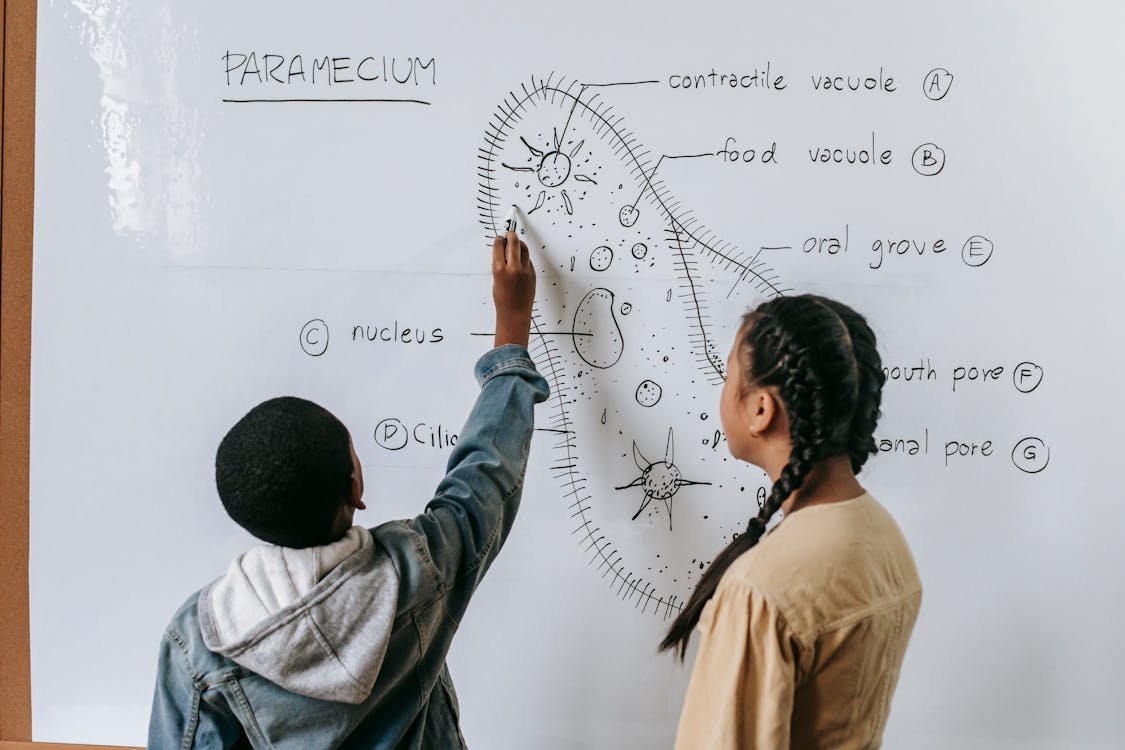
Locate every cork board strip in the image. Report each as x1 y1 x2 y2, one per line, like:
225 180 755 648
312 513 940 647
1 0 38 741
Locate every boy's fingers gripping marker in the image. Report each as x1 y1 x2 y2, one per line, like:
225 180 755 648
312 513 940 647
492 234 506 269
506 231 521 267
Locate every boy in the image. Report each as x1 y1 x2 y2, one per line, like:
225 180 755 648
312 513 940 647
149 232 545 748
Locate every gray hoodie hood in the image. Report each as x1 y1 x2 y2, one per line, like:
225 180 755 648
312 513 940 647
197 526 399 705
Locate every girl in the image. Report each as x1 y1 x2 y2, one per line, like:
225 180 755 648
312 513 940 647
663 294 922 749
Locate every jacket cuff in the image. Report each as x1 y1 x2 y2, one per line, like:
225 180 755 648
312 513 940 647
474 344 540 387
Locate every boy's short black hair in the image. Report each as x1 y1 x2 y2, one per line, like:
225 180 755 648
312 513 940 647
216 396 353 548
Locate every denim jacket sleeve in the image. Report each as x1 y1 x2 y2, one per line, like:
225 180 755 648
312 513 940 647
381 344 548 613
148 621 248 749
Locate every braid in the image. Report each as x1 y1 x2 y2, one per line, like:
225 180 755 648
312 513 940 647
819 299 885 473
660 311 831 659
661 294 888 659
846 335 884 472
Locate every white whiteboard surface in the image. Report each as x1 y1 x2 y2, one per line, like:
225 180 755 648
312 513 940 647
30 1 1125 747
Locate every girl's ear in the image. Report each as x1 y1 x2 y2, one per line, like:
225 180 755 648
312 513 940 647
747 388 779 438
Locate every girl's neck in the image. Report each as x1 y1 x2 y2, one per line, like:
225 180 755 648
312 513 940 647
780 455 865 517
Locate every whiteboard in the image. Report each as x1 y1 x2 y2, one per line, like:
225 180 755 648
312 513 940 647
30 1 1125 747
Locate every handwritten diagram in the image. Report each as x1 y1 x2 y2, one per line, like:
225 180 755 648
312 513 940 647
478 74 786 618
615 428 711 530
502 134 599 216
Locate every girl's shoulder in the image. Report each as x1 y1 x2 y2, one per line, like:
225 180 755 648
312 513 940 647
716 494 919 636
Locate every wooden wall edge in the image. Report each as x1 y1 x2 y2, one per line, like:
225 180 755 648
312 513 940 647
0 743 142 750
1 0 37 741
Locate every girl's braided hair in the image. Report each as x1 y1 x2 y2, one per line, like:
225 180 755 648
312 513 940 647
660 294 885 658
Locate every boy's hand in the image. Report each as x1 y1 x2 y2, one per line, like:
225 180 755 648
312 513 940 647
492 231 536 349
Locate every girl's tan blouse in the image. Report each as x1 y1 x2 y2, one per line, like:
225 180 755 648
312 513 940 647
674 493 922 749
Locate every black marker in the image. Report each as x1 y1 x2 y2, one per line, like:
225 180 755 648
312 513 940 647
504 205 519 233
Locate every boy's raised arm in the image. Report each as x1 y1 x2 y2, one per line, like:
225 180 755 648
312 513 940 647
381 230 548 606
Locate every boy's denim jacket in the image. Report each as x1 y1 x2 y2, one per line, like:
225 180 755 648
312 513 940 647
148 345 549 749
